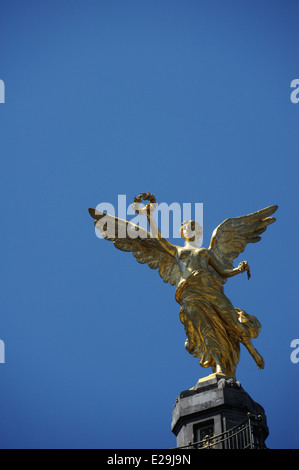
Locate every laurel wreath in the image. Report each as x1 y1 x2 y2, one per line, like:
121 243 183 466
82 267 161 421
132 192 157 214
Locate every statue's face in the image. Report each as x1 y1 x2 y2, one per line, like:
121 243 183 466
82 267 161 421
180 220 202 243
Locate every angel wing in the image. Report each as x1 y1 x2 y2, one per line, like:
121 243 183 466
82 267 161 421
208 205 278 284
88 208 181 286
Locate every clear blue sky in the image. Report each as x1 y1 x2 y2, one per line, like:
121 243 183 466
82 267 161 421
0 0 298 449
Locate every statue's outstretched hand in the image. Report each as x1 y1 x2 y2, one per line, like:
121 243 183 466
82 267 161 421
238 261 251 279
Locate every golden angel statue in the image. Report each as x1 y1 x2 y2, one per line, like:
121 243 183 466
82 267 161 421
89 193 278 379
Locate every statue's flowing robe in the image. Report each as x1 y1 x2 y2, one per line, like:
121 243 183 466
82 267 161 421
175 270 261 378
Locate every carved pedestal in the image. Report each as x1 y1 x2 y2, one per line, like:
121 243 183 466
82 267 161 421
171 373 269 449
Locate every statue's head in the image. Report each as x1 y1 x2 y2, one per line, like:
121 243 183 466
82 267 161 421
180 220 203 243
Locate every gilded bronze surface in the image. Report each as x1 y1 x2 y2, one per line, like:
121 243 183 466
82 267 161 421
89 194 278 378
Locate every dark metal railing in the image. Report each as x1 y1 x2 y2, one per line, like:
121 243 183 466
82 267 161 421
176 413 266 450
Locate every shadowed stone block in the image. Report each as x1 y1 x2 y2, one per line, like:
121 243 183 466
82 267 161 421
172 373 268 449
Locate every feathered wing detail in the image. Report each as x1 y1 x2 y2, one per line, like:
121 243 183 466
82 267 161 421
88 208 181 286
208 205 278 284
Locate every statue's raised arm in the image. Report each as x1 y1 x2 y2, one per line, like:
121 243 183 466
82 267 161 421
88 193 181 286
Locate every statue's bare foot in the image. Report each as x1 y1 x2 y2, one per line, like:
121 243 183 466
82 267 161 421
254 351 265 369
214 357 227 375
242 338 265 370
